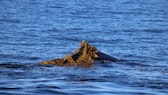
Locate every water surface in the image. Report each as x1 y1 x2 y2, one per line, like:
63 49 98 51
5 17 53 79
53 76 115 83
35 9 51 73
0 0 168 95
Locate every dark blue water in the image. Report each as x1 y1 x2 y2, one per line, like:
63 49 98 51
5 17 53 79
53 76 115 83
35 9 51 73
0 0 168 95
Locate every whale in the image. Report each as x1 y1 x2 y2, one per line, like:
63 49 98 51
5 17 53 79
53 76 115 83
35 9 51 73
96 51 119 62
40 40 121 67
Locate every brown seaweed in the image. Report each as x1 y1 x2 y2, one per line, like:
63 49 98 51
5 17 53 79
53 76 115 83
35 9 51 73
40 40 118 67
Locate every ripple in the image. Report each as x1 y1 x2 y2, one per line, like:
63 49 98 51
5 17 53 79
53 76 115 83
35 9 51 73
0 87 22 90
0 63 24 69
0 19 20 24
143 29 167 33
0 54 40 61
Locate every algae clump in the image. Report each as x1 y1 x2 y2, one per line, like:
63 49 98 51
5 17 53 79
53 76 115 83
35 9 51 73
40 40 118 67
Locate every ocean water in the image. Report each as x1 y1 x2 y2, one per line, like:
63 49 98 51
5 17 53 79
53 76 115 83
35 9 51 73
0 0 168 95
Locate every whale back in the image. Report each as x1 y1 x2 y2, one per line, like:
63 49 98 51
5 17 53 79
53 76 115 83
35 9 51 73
97 51 119 62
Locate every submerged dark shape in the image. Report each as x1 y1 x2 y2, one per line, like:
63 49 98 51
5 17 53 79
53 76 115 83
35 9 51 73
40 40 119 67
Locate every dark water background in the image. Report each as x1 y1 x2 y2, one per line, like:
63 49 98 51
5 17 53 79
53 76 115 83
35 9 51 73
0 0 168 95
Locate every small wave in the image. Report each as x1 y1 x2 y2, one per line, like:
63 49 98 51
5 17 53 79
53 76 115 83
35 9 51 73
143 29 166 33
0 63 25 69
0 87 22 90
0 54 40 61
0 19 20 23
0 62 37 69
47 6 64 9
